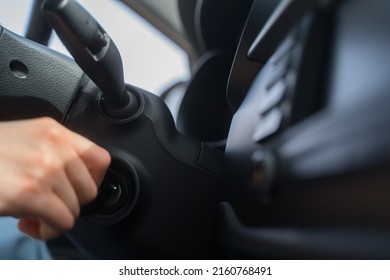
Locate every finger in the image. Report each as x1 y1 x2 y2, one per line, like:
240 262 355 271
64 157 98 206
64 130 111 186
19 218 70 240
51 170 81 217
18 219 41 239
39 219 71 240
16 193 75 240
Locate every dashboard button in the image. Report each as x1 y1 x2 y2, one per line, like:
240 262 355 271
271 34 297 66
259 79 287 115
265 56 289 90
252 108 283 142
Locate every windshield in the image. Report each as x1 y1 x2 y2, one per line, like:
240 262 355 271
0 0 190 95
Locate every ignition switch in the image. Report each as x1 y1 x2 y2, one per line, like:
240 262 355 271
96 169 128 214
81 159 139 225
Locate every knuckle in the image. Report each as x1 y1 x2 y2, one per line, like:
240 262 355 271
38 117 57 127
36 119 65 146
42 155 63 172
34 156 63 182
45 126 64 145
20 179 42 196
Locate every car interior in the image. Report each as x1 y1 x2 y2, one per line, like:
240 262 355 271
1 0 390 259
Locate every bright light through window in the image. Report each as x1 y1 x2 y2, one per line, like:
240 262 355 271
0 0 190 95
0 0 33 34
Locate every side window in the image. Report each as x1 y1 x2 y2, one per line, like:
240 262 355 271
0 0 190 95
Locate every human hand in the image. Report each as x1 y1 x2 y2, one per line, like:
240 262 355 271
0 117 111 240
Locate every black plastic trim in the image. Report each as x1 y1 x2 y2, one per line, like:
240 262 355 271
248 0 316 62
97 85 145 123
219 202 390 259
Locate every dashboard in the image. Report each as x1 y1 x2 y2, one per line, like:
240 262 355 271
220 0 390 259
